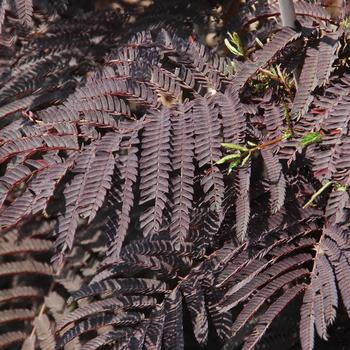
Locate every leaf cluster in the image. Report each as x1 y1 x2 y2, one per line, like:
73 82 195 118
1 1 350 350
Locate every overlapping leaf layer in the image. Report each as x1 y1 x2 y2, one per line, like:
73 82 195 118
1 0 350 349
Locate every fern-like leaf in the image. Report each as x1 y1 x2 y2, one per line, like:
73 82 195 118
139 109 171 237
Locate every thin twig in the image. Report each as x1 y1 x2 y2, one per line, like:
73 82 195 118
258 67 292 94
303 181 333 209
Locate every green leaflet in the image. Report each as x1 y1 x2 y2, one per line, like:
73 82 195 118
300 132 323 147
216 153 241 164
224 32 245 58
221 143 249 152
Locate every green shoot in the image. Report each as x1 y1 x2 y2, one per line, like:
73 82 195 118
224 32 245 58
257 64 293 94
218 133 293 174
300 131 323 147
221 143 248 152
217 142 255 173
340 17 350 30
249 64 293 96
282 130 293 140
215 153 241 164
255 37 264 49
241 153 251 167
228 158 242 174
335 183 347 192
